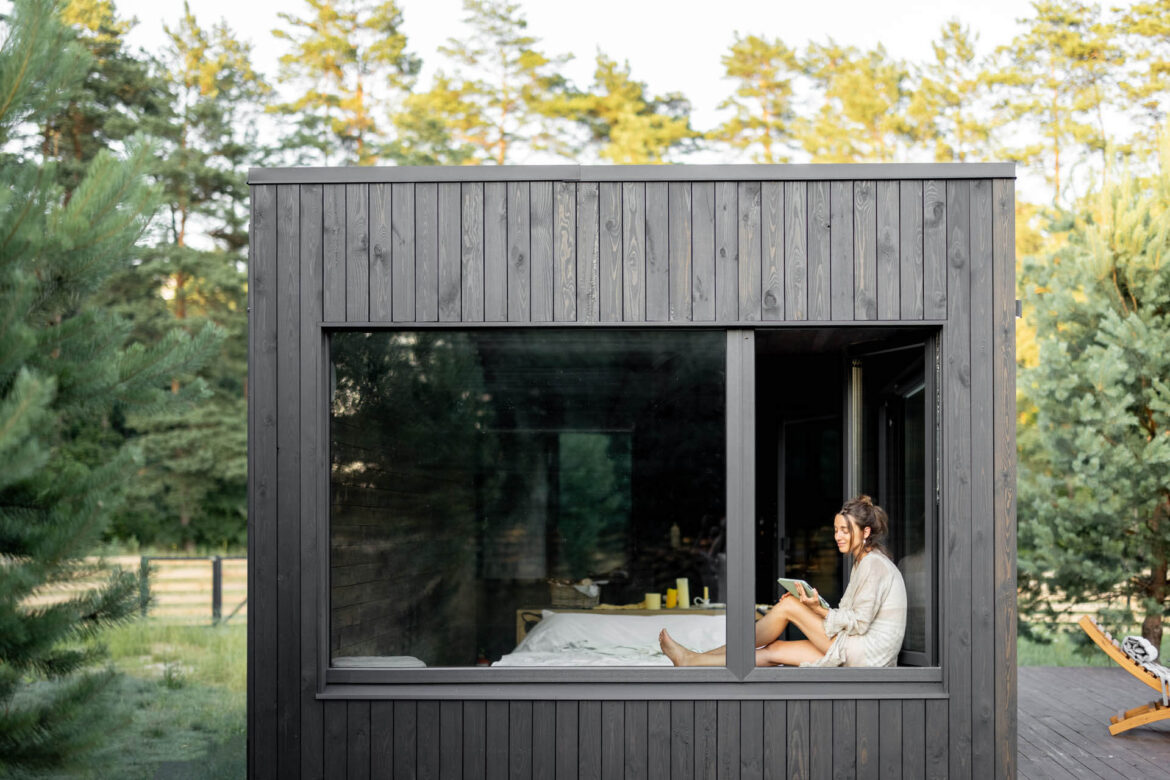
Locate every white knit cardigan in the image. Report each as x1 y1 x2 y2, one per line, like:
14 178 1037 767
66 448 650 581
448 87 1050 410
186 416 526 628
802 550 908 668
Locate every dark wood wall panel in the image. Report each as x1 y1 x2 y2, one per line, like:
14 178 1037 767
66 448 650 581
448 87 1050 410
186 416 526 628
645 183 669 322
298 184 324 780
276 186 301 780
715 181 739 322
531 182 554 322
601 182 623 323
783 181 807 321
807 181 831 321
554 182 577 322
415 183 438 323
392 183 415 322
462 183 485 322
508 181 531 322
307 695 964 779
318 178 957 325
923 180 947 319
876 180 900 320
438 182 462 322
900 181 924 319
369 184 392 321
970 179 996 778
853 181 877 320
944 179 973 780
484 182 507 322
761 182 783 321
623 182 646 322
992 179 1018 780
692 183 715 321
828 181 853 322
323 184 345 321
668 182 693 321
578 183 601 323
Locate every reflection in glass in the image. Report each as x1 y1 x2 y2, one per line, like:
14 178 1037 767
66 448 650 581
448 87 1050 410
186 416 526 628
329 330 725 668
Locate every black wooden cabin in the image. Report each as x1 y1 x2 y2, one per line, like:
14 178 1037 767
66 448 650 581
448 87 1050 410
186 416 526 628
248 163 1017 778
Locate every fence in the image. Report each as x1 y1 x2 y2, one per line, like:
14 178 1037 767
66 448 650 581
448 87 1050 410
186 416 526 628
134 555 248 625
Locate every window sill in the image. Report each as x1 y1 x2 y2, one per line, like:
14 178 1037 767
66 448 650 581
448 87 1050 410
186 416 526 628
318 666 945 700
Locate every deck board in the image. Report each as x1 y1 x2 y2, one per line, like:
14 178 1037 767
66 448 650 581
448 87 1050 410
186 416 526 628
1018 667 1170 778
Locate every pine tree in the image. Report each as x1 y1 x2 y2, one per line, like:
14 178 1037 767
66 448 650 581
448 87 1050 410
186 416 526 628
0 0 222 770
568 53 696 164
417 0 573 164
1017 141 1170 650
272 0 420 165
1116 0 1170 162
109 3 263 549
908 19 996 162
710 33 800 163
795 40 915 162
44 0 171 192
988 0 1122 202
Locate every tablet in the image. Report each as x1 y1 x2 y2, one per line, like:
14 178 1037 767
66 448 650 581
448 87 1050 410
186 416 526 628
776 578 831 610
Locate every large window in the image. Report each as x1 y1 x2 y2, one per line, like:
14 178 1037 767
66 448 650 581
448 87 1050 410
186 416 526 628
329 330 726 668
328 327 937 673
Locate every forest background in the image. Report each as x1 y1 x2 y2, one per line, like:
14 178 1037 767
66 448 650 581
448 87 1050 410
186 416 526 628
2 0 1170 768
27 0 1170 636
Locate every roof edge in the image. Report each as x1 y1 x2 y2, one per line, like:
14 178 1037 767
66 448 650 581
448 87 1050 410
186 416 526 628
247 162 1016 185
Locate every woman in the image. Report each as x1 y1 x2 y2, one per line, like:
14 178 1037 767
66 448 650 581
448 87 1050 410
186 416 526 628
659 495 907 667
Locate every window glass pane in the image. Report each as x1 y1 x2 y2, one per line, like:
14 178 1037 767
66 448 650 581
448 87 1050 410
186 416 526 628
329 330 726 668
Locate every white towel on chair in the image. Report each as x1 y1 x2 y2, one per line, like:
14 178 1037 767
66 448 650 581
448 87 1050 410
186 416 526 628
1122 635 1158 664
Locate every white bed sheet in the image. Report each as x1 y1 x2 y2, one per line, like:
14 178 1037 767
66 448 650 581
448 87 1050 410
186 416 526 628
494 609 726 667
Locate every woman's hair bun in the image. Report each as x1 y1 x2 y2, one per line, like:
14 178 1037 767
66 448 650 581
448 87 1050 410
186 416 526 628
858 494 873 506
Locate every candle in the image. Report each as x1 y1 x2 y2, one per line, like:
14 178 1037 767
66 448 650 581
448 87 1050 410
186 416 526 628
704 586 709 602
676 578 690 610
665 588 677 608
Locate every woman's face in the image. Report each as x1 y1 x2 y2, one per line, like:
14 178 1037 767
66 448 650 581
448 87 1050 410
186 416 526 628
833 513 867 555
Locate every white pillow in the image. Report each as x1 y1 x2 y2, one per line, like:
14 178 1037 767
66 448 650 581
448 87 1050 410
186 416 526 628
515 610 725 654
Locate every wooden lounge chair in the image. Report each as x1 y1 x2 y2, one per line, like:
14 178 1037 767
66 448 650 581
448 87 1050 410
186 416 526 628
1078 615 1170 735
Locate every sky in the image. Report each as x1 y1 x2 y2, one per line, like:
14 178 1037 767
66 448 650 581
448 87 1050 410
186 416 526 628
116 0 1031 137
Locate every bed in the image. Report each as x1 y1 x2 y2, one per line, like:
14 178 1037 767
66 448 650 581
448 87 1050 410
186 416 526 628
494 609 726 666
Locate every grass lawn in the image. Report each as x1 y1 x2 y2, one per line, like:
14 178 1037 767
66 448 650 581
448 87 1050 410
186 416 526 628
55 621 247 780
1017 625 1170 666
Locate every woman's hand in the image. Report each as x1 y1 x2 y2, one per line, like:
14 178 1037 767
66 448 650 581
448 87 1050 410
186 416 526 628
795 583 829 618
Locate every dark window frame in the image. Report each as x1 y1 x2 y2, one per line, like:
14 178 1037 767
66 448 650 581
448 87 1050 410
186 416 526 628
317 323 944 700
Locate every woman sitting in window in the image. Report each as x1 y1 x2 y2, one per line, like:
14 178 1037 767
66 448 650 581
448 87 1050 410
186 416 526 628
659 495 907 667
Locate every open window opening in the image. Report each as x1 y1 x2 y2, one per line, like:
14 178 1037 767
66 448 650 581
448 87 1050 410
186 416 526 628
755 328 938 668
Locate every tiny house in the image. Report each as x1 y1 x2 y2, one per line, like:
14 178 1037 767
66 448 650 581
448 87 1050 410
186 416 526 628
248 163 1017 778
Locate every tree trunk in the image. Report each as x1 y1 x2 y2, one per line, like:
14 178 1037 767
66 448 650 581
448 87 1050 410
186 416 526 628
1144 502 1167 648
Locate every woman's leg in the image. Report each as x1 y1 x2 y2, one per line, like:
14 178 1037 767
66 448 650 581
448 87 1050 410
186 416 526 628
756 597 833 654
755 639 824 667
660 598 834 667
659 629 725 666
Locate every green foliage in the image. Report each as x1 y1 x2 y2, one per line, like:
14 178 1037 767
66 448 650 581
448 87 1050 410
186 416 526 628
272 0 420 165
0 0 222 771
1116 0 1170 160
795 40 916 162
987 0 1122 201
420 0 573 164
1017 143 1170 648
710 33 800 163
568 53 696 164
908 19 996 162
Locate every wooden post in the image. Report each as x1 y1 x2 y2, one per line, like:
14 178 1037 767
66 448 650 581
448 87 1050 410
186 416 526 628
212 555 223 625
139 556 150 618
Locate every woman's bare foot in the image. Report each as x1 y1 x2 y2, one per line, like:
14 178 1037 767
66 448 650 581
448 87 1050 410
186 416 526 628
659 629 693 666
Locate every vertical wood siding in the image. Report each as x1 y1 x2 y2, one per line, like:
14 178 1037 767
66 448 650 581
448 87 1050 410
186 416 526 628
250 175 1014 779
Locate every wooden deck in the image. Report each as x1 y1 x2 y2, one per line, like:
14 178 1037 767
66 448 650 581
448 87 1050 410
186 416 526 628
1019 666 1170 778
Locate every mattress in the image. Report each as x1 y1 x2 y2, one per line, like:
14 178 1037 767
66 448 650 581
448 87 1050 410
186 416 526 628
494 609 726 666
